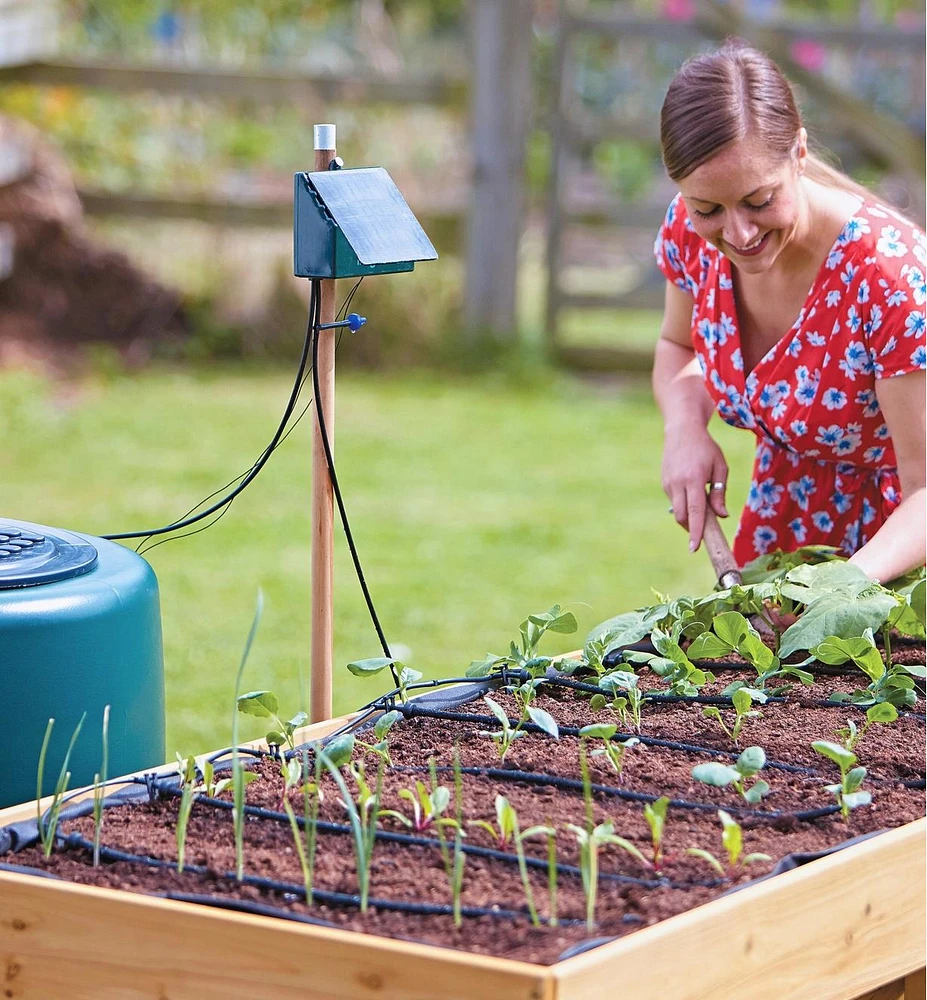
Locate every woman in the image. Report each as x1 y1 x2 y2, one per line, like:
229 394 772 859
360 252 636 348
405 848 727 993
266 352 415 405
652 41 925 583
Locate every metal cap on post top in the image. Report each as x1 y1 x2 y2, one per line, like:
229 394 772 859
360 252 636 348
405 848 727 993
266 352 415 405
314 123 336 153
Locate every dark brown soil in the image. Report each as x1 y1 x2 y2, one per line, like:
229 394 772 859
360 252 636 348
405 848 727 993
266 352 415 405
7 668 925 966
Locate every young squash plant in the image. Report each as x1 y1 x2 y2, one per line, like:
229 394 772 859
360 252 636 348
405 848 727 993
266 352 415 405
479 679 560 762
592 670 648 733
811 741 871 821
466 604 578 679
579 723 639 779
701 687 765 746
237 690 308 752
691 746 771 804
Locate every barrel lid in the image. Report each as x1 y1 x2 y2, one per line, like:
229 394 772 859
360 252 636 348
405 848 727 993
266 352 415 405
0 521 98 590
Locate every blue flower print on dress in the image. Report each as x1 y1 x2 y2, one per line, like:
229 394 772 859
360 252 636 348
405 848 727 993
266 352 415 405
904 311 925 338
826 247 845 271
788 517 807 543
911 344 927 368
822 387 847 410
826 289 842 307
854 388 881 419
857 279 870 304
840 521 860 552
861 498 878 525
839 215 870 244
753 526 778 554
831 489 853 515
811 511 834 532
787 475 816 511
864 445 886 464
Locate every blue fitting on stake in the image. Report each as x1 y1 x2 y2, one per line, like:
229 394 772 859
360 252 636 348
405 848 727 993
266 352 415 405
318 313 367 333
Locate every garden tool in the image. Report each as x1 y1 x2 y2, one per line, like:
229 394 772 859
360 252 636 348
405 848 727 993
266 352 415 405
701 506 743 589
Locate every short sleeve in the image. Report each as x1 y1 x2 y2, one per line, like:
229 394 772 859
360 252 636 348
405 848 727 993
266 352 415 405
862 217 926 380
653 194 704 300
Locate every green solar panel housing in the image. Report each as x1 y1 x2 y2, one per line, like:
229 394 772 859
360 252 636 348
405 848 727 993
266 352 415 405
293 167 438 279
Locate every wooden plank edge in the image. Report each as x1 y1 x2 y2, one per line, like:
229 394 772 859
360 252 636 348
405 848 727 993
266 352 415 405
552 817 927 1000
1 868 552 1000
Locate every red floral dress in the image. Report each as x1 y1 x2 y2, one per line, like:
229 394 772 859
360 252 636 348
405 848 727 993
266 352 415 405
654 194 926 566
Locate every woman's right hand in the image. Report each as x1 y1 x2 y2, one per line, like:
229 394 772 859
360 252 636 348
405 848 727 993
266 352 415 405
661 427 729 552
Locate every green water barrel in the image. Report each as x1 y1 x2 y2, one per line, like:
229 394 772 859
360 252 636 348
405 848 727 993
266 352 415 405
0 518 164 809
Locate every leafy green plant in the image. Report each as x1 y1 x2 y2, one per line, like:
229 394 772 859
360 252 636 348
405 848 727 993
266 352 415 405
323 754 385 912
687 810 772 875
701 688 765 746
466 604 578 678
691 746 771 803
281 748 323 906
199 759 234 800
36 713 86 859
355 709 403 766
175 753 198 874
835 702 898 752
237 690 308 753
479 681 559 762
92 705 110 868
811 741 871 821
643 796 670 873
579 723 639 778
646 625 711 696
688 611 811 692
593 670 647 732
433 748 467 928
477 794 552 927
379 778 454 834
346 658 423 704
815 629 924 709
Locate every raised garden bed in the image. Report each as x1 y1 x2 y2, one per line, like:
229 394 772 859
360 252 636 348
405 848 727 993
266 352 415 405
2 560 925 999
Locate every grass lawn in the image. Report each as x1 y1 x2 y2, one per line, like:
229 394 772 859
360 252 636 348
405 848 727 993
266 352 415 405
3 364 756 756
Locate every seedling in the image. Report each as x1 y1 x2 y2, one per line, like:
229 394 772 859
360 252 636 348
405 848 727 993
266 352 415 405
470 793 519 848
836 702 898 753
323 754 385 911
701 687 765 746
643 796 670 872
818 630 924 709
346 657 423 704
91 705 110 868
689 611 811 692
691 746 771 803
595 670 647 733
687 810 772 875
466 604 578 678
175 753 198 873
237 690 308 753
811 740 871 821
479 683 559 762
379 779 453 833
646 625 711 696
35 713 85 859
356 709 402 765
281 748 323 906
433 748 467 927
579 723 639 779
199 759 234 800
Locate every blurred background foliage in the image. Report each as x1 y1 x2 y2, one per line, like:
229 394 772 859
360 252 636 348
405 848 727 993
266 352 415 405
1 0 923 368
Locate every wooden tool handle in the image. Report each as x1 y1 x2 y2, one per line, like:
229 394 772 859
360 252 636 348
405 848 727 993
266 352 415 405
702 507 742 588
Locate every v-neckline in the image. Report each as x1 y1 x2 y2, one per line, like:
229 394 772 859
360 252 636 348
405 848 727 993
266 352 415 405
726 198 863 388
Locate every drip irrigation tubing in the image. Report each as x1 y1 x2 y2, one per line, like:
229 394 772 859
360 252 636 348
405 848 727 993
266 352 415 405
58 830 612 926
394 702 815 774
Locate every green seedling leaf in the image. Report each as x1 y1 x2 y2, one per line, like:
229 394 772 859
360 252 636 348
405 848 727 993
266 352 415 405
484 697 510 728
687 632 732 660
845 766 868 793
265 729 287 747
731 688 753 715
742 779 770 804
713 612 750 648
779 589 896 658
323 733 356 769
346 657 397 677
692 762 740 787
527 706 560 739
912 580 926 627
589 693 608 711
735 746 766 776
288 711 309 731
580 723 618 740
866 702 898 725
686 847 725 875
841 790 872 810
718 809 742 863
467 656 499 678
812 740 857 771
237 690 279 718
374 710 402 741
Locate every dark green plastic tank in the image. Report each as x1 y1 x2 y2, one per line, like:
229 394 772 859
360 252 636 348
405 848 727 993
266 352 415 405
0 518 164 809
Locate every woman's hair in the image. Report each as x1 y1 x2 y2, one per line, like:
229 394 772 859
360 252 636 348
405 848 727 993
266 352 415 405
660 40 870 200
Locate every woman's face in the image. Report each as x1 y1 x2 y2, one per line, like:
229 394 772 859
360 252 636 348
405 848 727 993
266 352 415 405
676 131 808 274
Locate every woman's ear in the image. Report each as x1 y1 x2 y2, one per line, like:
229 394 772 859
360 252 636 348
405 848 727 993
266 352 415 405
796 127 808 175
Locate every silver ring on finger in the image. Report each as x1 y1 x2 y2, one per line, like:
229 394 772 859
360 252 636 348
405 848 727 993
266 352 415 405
709 481 726 490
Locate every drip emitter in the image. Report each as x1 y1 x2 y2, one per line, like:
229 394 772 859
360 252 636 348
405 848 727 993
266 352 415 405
0 123 436 804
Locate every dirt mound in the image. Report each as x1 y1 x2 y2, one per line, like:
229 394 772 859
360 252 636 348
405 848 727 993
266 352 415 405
0 115 185 367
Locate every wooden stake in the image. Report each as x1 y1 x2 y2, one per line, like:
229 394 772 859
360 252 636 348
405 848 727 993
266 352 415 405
310 124 336 724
